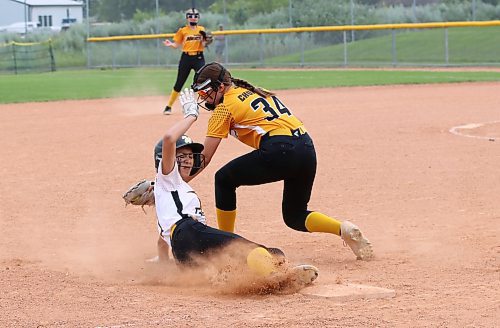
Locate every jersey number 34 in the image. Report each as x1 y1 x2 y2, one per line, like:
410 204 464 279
250 96 292 121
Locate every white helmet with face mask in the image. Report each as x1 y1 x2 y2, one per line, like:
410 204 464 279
185 8 200 26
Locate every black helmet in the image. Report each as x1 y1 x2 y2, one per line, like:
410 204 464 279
192 62 229 111
154 135 204 170
176 135 204 153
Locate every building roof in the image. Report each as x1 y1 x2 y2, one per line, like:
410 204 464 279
11 0 83 6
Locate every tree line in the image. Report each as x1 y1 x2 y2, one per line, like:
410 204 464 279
89 0 498 23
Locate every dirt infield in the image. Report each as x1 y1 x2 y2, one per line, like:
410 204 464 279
1 82 499 327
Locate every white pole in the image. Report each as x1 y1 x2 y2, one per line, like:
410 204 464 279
412 0 417 22
86 0 89 40
223 0 228 64
472 0 476 21
155 0 159 33
86 0 90 68
289 0 292 27
24 0 27 35
223 0 227 26
350 0 355 42
156 0 160 66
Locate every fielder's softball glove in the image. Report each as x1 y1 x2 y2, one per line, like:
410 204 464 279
122 179 155 208
200 30 214 46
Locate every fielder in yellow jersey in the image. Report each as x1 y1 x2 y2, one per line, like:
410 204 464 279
189 62 374 260
206 85 306 149
162 8 211 115
173 25 205 53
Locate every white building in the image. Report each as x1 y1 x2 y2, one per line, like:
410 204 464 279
0 0 83 29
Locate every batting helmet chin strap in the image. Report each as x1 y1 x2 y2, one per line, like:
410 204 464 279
204 101 217 111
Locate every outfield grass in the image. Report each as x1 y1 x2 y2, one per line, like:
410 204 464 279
1 68 500 104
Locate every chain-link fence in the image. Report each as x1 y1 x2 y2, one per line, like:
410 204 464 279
86 23 500 69
1 0 499 72
82 0 500 68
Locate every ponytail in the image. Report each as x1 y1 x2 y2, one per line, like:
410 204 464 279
193 62 275 98
231 77 275 97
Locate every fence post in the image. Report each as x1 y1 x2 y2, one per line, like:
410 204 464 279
86 41 92 68
300 32 305 67
156 39 161 66
343 30 348 67
224 35 229 65
12 43 18 75
391 29 397 67
444 28 449 65
259 33 264 67
49 40 56 72
136 40 141 66
112 42 116 68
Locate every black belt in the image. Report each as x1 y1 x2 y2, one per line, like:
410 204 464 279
260 127 308 144
183 51 203 56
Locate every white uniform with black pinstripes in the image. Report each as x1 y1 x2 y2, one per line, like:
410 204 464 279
154 160 206 246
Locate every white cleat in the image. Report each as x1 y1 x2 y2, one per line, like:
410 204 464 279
289 264 319 286
341 220 374 260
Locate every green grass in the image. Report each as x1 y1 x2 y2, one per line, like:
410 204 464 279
1 67 499 104
268 26 500 64
0 68 173 103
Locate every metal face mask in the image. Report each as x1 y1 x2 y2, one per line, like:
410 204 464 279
191 78 220 111
192 62 227 111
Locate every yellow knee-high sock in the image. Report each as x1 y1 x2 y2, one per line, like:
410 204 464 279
246 247 277 276
216 208 236 233
167 90 180 107
305 211 342 236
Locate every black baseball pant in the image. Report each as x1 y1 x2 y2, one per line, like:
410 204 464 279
171 217 284 265
214 133 317 232
173 52 205 92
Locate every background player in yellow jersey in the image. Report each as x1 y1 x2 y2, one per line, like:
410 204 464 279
190 62 374 260
162 8 211 115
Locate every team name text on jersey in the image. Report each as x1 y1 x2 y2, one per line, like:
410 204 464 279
238 90 254 102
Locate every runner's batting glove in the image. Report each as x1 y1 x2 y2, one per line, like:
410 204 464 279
179 88 199 119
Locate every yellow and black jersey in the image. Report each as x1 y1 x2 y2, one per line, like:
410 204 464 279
174 25 206 53
206 86 306 149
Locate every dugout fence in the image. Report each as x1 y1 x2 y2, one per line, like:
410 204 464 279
86 21 500 69
0 40 56 74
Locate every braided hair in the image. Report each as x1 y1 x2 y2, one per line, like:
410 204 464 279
231 77 275 97
194 62 275 98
